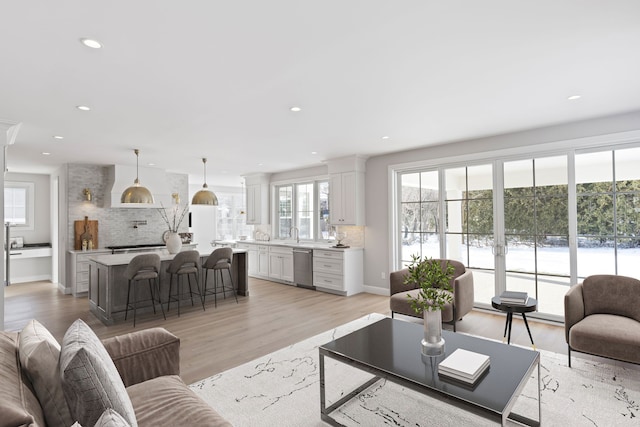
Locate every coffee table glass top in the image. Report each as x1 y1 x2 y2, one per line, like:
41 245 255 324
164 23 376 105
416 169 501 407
320 317 539 415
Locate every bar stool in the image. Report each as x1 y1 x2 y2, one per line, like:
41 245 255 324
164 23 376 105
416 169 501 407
166 250 205 316
203 247 238 307
124 253 165 327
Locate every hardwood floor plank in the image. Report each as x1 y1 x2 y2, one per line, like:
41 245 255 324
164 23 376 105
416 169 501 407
4 279 567 384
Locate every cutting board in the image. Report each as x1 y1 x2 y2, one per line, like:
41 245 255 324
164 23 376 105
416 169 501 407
74 217 99 250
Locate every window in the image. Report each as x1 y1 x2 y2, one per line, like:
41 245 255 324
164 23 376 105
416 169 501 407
4 181 35 231
399 171 440 264
275 180 329 241
216 189 253 240
576 147 640 278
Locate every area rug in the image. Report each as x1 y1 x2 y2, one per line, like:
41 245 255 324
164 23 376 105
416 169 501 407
190 313 640 426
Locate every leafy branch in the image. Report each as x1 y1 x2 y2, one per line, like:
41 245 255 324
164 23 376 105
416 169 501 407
404 254 454 313
158 203 189 232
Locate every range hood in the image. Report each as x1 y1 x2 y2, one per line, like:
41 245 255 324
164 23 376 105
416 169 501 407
105 164 172 208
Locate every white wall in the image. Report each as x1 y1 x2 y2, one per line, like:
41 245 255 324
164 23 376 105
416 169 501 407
5 172 51 244
363 110 640 292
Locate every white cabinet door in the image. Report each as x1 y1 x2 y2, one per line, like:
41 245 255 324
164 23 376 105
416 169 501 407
329 172 364 225
247 249 258 276
258 247 270 276
246 184 260 224
268 252 282 280
329 174 343 225
281 253 294 282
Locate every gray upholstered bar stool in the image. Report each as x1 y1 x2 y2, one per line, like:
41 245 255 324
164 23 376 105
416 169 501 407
202 247 238 307
166 250 205 316
124 253 165 327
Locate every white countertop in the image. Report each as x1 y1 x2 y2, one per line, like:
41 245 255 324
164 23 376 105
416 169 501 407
88 248 247 266
234 240 362 252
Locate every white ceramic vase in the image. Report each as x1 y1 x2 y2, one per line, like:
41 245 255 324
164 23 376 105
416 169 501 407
166 232 182 254
422 308 445 357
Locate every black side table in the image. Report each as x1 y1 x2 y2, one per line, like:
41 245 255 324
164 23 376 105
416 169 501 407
491 296 538 349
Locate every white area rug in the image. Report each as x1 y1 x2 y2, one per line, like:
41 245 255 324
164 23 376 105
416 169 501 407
190 313 640 426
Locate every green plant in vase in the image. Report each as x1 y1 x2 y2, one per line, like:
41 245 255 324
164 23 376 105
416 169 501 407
404 254 454 356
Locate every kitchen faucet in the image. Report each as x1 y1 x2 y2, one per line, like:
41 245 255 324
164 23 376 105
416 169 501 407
290 226 300 243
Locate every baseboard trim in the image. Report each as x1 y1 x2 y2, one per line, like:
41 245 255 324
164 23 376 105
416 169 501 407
362 285 389 296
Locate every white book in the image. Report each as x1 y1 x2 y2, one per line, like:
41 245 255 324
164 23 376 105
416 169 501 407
438 349 490 380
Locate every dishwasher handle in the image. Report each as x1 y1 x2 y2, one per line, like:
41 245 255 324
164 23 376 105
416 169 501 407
292 249 313 254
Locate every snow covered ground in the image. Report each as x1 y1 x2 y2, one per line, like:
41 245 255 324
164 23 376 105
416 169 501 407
401 240 640 317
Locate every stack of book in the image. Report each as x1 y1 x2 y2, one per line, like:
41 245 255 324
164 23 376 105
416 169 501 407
438 348 490 385
499 290 528 305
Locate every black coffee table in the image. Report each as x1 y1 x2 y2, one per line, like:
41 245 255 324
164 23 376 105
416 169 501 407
491 296 538 348
319 318 540 426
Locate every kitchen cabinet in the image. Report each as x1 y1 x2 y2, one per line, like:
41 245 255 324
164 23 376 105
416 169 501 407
244 173 270 225
237 243 258 276
268 246 293 283
313 248 363 296
7 247 53 285
258 245 270 277
68 249 110 296
329 171 365 226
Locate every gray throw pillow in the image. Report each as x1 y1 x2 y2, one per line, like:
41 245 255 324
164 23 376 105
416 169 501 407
70 409 131 427
19 319 74 427
59 319 138 427
96 408 132 427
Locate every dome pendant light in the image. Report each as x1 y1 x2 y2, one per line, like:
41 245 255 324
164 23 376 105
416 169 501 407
120 149 154 204
191 158 218 205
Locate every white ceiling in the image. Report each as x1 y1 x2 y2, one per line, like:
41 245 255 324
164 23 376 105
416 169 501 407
2 1 640 187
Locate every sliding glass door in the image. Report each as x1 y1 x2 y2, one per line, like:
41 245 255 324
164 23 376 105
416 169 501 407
575 147 640 278
503 156 570 316
444 164 495 305
395 146 640 320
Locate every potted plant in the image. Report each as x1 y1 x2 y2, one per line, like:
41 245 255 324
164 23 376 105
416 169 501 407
404 254 454 356
158 202 189 254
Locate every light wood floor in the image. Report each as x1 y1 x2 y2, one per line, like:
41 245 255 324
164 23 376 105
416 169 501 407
4 279 568 384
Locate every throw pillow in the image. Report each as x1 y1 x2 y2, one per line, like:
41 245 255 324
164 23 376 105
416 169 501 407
69 409 131 427
59 319 138 427
18 319 74 427
96 408 132 427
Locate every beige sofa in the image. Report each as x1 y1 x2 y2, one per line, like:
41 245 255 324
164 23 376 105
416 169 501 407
0 319 230 427
564 274 640 367
389 259 474 332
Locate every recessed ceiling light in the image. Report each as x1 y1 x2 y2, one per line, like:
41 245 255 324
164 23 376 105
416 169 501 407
53 135 64 140
80 38 102 49
311 151 317 155
76 105 91 111
147 162 155 166
567 95 581 100
42 152 51 156
258 163 264 166
382 136 390 140
290 106 301 112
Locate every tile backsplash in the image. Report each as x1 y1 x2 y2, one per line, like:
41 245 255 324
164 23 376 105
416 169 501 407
67 164 188 248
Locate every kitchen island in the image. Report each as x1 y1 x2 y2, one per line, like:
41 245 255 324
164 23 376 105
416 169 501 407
88 248 248 325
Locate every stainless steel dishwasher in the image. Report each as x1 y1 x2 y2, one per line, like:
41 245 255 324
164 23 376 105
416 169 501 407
293 248 314 289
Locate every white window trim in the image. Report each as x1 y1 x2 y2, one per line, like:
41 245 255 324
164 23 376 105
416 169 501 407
5 181 35 231
271 175 331 242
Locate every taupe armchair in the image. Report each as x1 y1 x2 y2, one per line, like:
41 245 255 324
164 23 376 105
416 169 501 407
564 274 640 367
389 259 474 332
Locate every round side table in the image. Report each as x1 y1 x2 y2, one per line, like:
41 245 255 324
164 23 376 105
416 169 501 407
491 296 538 349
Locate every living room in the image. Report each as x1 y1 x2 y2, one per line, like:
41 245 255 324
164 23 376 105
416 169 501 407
2 1 640 426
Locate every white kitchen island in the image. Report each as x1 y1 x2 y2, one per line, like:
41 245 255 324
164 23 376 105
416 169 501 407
88 248 248 325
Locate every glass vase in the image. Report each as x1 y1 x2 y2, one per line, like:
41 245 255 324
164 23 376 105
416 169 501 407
422 308 445 357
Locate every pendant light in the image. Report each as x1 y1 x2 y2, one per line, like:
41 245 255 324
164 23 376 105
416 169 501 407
191 158 218 205
120 149 154 204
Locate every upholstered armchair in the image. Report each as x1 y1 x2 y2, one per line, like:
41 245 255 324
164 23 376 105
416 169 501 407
564 274 640 367
389 259 474 332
